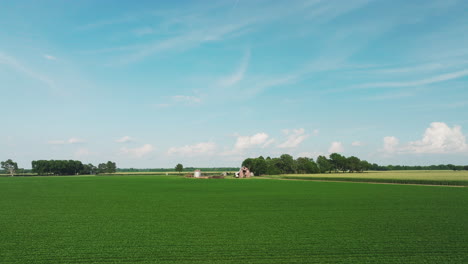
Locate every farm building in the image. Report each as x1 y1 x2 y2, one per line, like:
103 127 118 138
235 166 252 178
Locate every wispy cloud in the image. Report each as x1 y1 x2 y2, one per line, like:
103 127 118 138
74 148 93 158
217 49 250 87
77 15 137 31
68 138 86 144
362 91 415 101
277 128 309 148
116 136 135 143
84 0 374 66
167 142 216 156
133 27 155 36
47 137 86 145
358 69 468 89
43 54 57 61
114 20 255 65
120 144 154 158
47 140 66 145
0 52 56 90
153 94 202 109
172 95 202 104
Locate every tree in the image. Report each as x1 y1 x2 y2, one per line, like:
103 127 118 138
82 163 97 175
1 159 18 177
241 158 255 169
97 163 107 174
250 156 268 176
106 161 117 173
242 156 267 176
279 154 296 174
329 153 346 172
175 163 183 174
346 156 361 173
359 160 371 172
266 158 283 175
316 155 331 173
296 157 319 174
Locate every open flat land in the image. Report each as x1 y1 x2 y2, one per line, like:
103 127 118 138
278 170 468 186
1 175 467 263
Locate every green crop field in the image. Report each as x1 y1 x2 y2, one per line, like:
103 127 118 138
277 170 468 186
1 176 467 263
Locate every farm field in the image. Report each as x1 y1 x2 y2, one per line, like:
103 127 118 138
1 176 467 263
277 170 468 186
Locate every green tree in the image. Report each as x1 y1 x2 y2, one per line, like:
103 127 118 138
359 160 371 172
106 161 117 173
279 154 296 174
346 156 361 173
175 163 183 174
1 159 18 176
266 158 283 175
82 163 97 175
296 157 319 174
97 163 107 174
316 155 331 173
241 158 255 169
329 153 346 173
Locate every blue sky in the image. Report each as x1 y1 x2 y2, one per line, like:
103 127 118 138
1 0 468 168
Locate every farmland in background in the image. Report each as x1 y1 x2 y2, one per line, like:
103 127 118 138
1 175 467 263
269 170 468 186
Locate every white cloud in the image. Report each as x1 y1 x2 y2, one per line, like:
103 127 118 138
234 132 270 150
351 141 363 146
406 122 467 153
120 144 154 158
116 136 135 143
43 54 57 61
167 142 216 156
74 148 91 158
382 136 399 153
48 137 86 145
278 128 309 148
68 137 86 144
154 103 170 108
296 151 324 159
381 123 468 155
328 141 344 153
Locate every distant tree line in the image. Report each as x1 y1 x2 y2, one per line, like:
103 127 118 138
242 153 468 176
116 167 240 173
241 153 372 175
31 160 116 176
372 164 468 171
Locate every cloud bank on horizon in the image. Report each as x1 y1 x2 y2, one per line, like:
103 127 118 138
0 0 467 168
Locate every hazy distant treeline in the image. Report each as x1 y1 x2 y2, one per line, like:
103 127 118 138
116 167 239 173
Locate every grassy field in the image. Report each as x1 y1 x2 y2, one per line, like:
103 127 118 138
274 170 468 186
1 175 467 263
